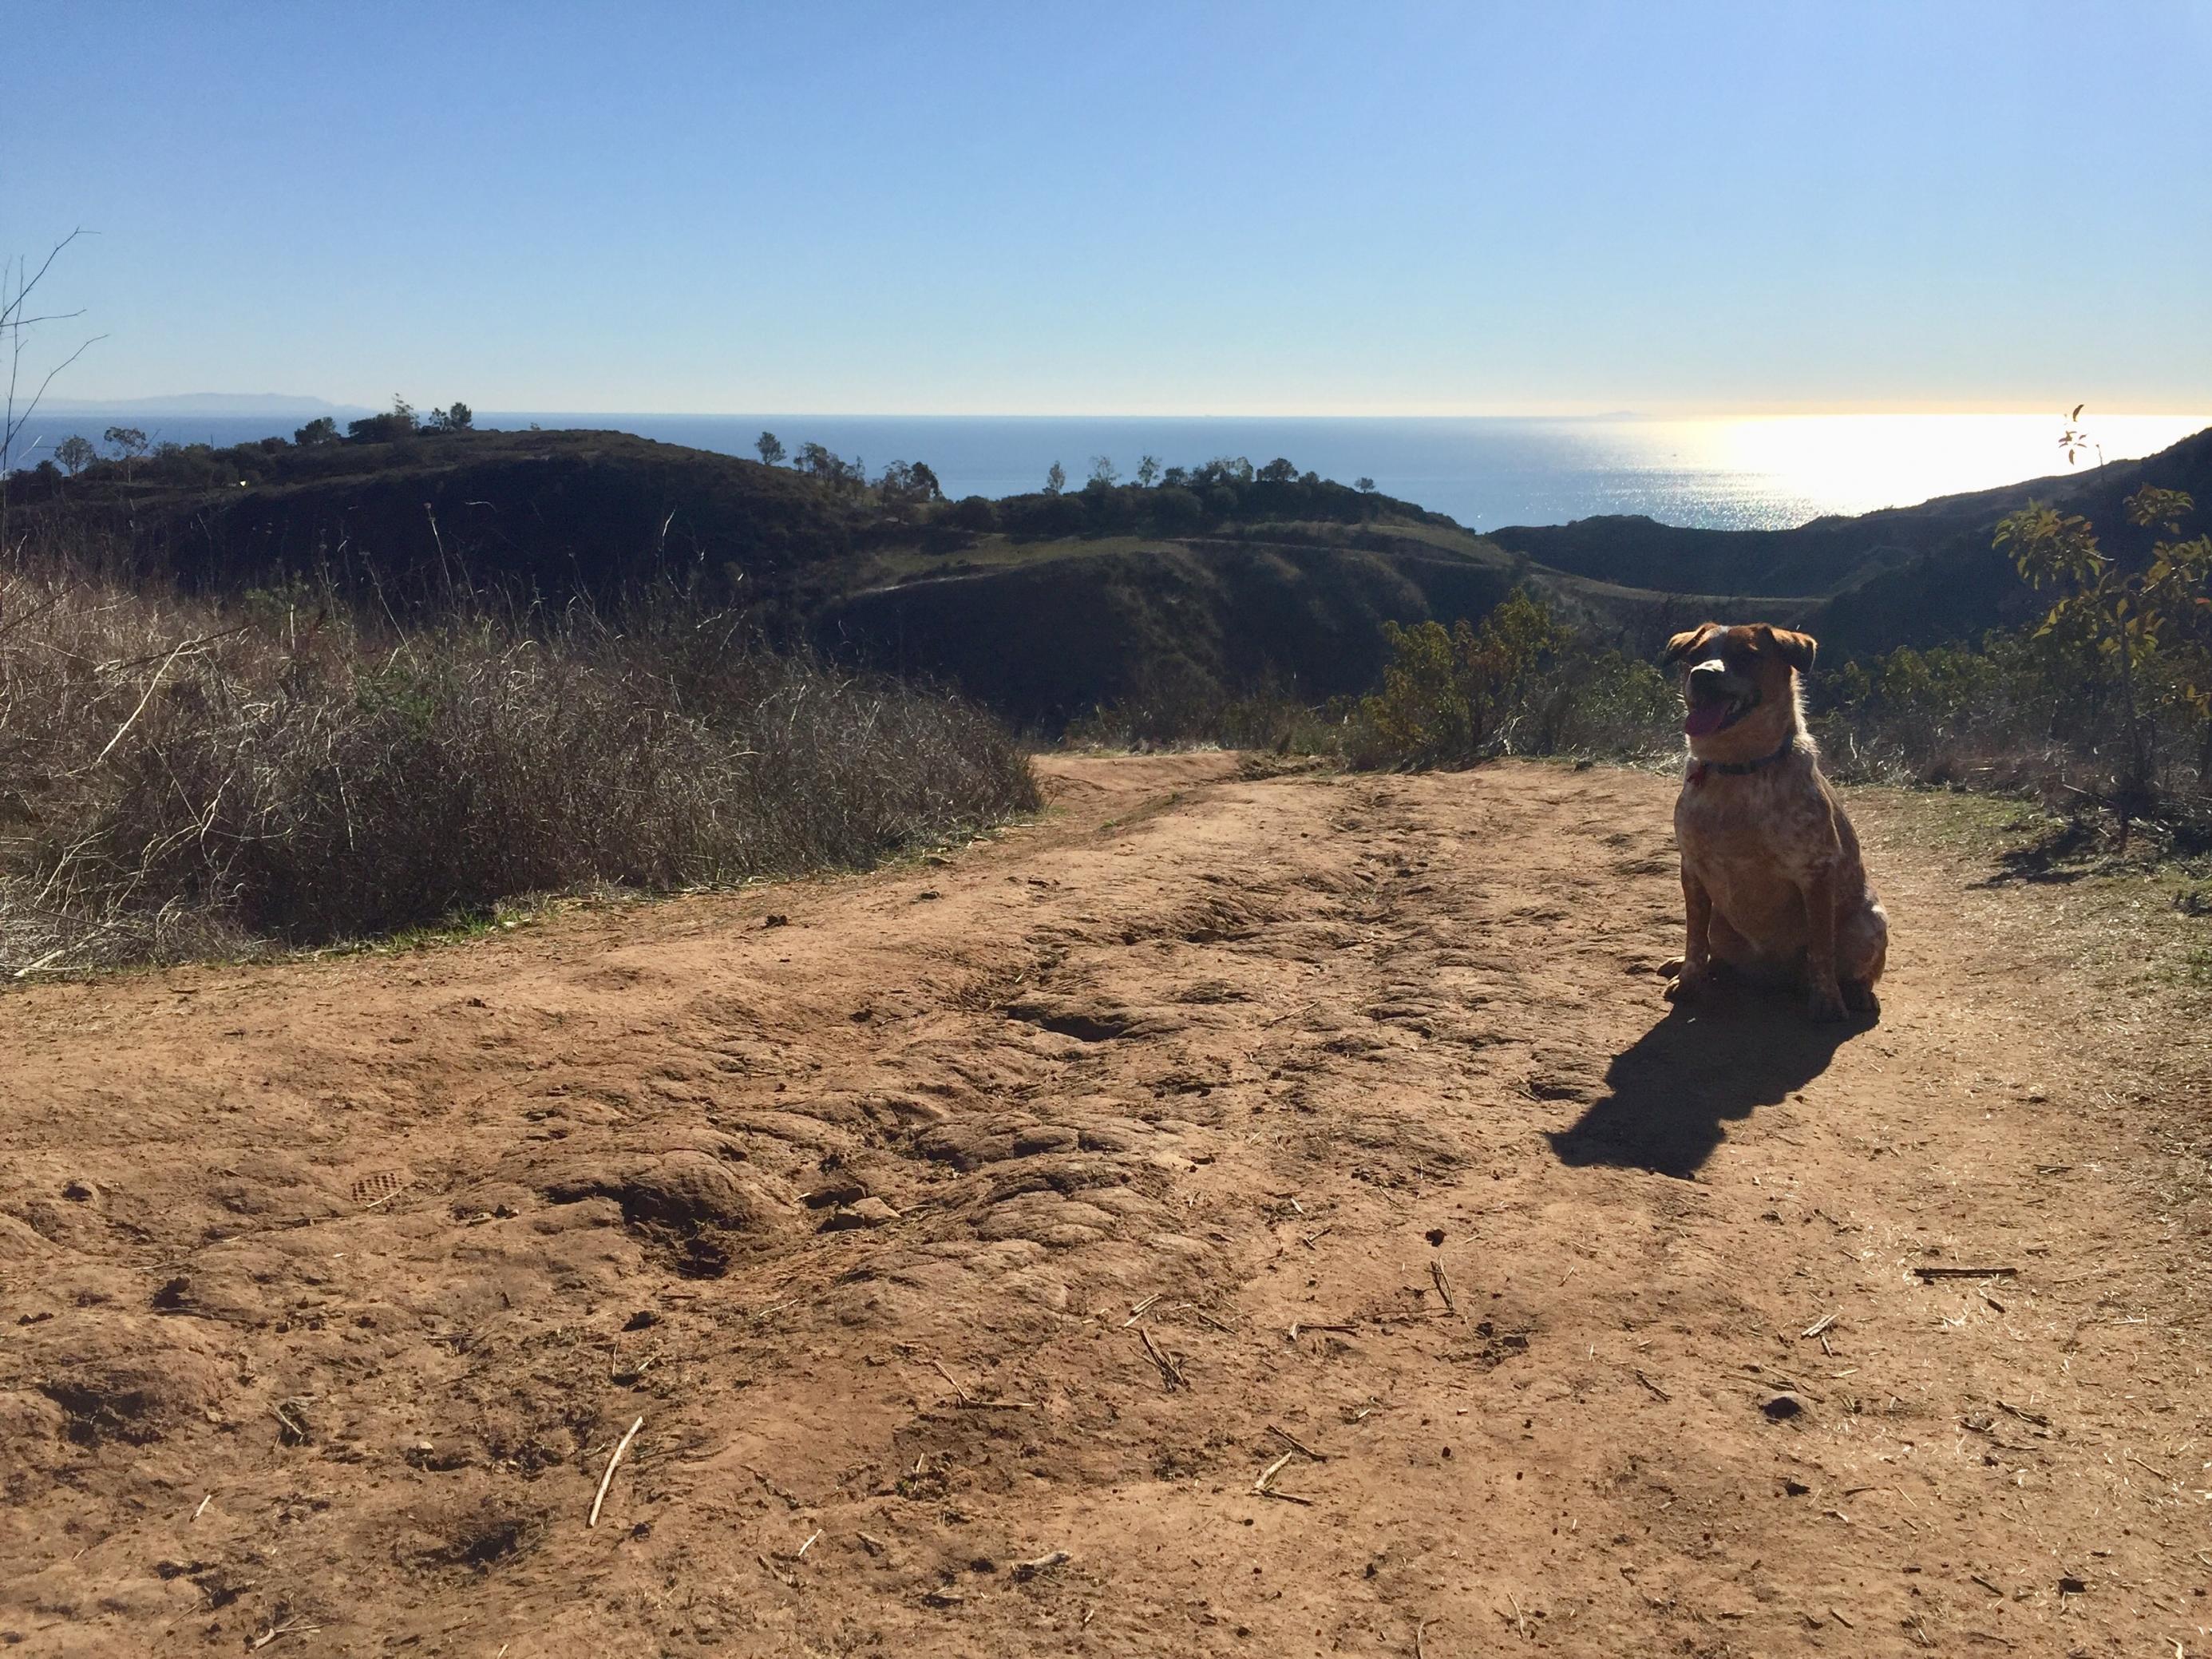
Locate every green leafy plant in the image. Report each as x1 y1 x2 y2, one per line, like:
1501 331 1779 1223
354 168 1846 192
1347 588 1574 766
1995 485 2212 838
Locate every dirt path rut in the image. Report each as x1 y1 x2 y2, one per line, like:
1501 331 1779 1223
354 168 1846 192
2 754 2206 1657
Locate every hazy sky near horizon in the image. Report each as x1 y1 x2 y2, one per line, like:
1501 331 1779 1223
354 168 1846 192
9 2 2210 416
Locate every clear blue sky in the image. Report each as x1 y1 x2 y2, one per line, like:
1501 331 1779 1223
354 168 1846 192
9 2 2210 414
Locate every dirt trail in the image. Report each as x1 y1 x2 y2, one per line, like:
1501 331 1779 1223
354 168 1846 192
2 754 2207 1657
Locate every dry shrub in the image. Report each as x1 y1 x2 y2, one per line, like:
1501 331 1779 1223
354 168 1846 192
0 557 1036 972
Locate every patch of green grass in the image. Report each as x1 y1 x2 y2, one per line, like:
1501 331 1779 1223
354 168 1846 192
350 897 552 955
1355 516 1510 558
865 534 1167 585
865 517 1513 588
1858 785 2061 855
1858 784 2212 993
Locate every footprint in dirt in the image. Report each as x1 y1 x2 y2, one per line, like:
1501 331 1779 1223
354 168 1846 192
1545 992 1868 1178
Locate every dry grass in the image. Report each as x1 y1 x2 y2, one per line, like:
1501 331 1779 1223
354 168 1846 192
0 552 1037 974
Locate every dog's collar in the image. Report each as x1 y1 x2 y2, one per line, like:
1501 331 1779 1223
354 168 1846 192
1688 733 1798 786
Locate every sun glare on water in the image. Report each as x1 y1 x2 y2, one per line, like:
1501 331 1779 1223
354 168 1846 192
1669 414 2209 521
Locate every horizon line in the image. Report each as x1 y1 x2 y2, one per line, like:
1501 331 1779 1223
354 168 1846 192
38 400 2212 423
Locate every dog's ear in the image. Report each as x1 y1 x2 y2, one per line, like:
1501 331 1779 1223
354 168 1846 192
1763 626 1817 674
1663 622 1719 664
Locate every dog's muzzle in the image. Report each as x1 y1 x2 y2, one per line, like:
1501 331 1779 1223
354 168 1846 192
1683 660 1759 738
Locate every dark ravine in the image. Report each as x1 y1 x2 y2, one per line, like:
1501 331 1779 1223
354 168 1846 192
815 538 1524 726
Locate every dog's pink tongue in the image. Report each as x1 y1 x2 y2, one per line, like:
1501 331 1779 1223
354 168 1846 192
1684 703 1729 737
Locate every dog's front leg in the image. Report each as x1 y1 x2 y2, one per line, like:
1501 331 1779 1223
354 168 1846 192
1801 866 1847 1022
1670 866 1715 999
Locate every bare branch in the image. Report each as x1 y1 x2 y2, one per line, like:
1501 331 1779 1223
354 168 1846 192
4 333 108 453
0 228 90 328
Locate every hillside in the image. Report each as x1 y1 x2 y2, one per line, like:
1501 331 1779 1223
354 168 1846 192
12 428 867 624
822 530 1517 723
1489 426 2212 658
18 422 2208 725
20 431 1727 726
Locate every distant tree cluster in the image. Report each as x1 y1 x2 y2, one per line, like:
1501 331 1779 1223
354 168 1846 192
28 398 469 497
749 430 944 512
714 434 1400 541
42 399 481 479
40 425 155 480
340 396 473 444
876 459 944 509
913 453 1407 544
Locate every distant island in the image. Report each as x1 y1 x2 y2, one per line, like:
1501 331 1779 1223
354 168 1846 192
35 392 370 417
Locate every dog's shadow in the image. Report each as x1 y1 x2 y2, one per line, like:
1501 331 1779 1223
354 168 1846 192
1545 989 1870 1178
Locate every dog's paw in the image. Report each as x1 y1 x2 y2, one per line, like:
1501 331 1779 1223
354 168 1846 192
1806 985 1850 1024
1658 956 1686 979
1666 964 1715 1004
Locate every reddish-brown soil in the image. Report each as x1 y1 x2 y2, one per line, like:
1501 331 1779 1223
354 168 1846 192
2 754 2207 1657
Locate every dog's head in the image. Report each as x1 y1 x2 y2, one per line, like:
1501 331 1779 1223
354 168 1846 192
1663 622 1816 754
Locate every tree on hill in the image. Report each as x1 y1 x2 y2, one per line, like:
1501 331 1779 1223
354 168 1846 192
756 430 785 466
1135 454 1161 487
1150 485 1203 530
104 425 148 462
346 398 417 443
1996 485 2212 841
876 459 944 509
53 434 96 475
1192 456 1254 487
1088 456 1118 488
295 416 339 445
1355 477 1376 493
422 401 473 433
795 441 866 491
1044 461 1066 495
1257 457 1297 484
944 494 998 533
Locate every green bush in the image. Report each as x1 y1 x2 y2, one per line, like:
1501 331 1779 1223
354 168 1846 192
1340 589 1673 770
1814 623 2211 826
942 494 999 533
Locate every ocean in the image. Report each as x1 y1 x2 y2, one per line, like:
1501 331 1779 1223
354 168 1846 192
17 411 2204 532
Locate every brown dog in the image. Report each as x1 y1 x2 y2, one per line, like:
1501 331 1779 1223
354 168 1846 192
1664 622 1888 1022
